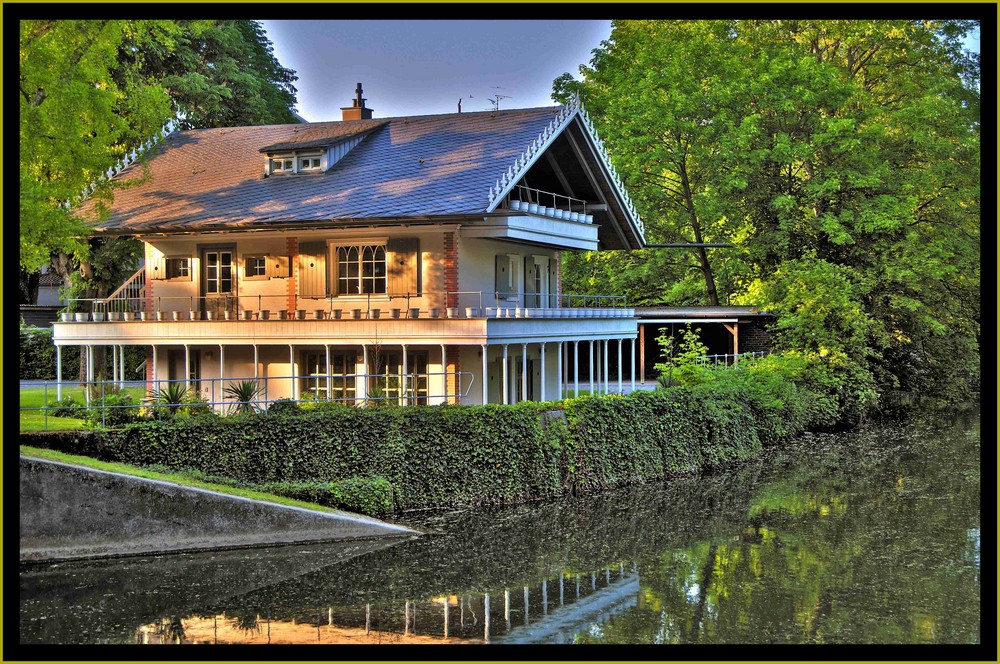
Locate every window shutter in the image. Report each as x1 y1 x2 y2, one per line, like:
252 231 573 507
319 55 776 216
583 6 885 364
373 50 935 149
523 257 537 307
548 258 559 307
387 237 419 296
495 255 509 300
149 256 165 280
298 241 327 297
267 255 289 278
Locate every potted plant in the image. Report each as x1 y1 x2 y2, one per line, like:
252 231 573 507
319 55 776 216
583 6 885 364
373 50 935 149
408 307 420 319
60 312 73 322
390 308 402 319
189 310 200 321
369 308 381 319
260 310 271 320
429 307 441 318
204 311 215 320
331 309 343 320
74 312 89 322
465 307 479 318
223 310 232 320
278 310 288 320
350 309 362 319
242 309 253 320
123 311 135 321
296 309 306 320
92 311 106 322
171 311 181 321
315 309 325 320
446 307 459 318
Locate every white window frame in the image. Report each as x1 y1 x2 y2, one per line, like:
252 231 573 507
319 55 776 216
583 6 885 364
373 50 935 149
330 239 389 298
532 255 550 307
164 256 191 281
243 254 269 281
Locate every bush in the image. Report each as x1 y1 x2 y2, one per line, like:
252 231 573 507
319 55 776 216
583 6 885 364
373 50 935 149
267 398 301 415
48 395 85 418
259 476 396 517
85 392 144 428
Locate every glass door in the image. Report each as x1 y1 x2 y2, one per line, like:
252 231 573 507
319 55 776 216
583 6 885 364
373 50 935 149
201 247 236 318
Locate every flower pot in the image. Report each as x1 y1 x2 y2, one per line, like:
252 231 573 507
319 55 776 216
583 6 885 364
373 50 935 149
170 311 181 321
560 210 573 220
570 212 581 222
123 311 135 321
189 311 200 321
514 307 524 318
296 309 306 320
278 310 288 320
510 200 522 211
331 309 342 320
484 307 496 318
429 307 441 318
92 312 106 322
528 203 540 214
242 310 253 320
584 214 594 223
544 207 557 217
205 311 215 320
74 312 89 322
465 307 479 318
60 312 73 322
446 307 459 318
223 310 232 320
409 307 420 319
315 309 325 320
390 308 402 319
369 309 381 319
260 310 271 320
350 309 362 320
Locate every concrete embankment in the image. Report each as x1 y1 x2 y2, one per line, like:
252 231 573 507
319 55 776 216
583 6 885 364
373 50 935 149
19 456 419 563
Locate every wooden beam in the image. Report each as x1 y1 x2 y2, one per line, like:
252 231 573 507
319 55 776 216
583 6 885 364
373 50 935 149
544 150 577 199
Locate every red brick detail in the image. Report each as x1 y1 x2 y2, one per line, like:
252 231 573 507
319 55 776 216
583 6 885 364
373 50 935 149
145 346 154 394
443 231 458 308
144 245 154 317
287 237 298 315
446 346 461 404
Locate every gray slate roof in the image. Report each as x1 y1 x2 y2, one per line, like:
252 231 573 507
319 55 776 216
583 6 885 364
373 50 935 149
91 107 568 233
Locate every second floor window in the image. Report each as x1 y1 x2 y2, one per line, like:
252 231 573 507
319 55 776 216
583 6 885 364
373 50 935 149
165 257 190 280
336 244 386 295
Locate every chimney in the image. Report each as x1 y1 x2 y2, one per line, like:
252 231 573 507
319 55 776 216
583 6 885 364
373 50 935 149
341 82 374 121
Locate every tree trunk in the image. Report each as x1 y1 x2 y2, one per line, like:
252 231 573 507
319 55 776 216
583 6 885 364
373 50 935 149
678 159 721 305
19 268 40 304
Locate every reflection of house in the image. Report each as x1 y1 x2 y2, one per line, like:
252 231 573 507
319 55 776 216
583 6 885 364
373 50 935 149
52 85 647 405
20 268 65 328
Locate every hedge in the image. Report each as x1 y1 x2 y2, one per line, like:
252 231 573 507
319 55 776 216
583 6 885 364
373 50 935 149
22 353 851 514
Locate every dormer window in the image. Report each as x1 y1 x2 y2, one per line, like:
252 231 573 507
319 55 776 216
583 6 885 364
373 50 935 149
272 158 294 172
299 157 322 171
265 152 325 176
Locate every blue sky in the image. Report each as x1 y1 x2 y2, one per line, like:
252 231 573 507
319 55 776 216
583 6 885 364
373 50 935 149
262 20 981 122
261 20 612 121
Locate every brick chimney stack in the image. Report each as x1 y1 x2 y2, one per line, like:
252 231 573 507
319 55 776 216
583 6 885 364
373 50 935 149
341 82 374 120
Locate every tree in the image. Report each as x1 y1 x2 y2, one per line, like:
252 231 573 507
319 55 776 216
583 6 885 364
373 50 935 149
555 20 980 403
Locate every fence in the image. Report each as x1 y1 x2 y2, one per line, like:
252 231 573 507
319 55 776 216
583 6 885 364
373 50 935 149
694 351 769 367
22 372 476 431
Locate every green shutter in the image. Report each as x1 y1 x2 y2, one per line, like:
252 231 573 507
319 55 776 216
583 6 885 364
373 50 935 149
524 257 537 307
548 257 559 307
298 241 327 297
387 237 419 296
495 255 509 299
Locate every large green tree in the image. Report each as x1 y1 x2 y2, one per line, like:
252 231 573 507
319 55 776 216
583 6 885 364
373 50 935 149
555 19 980 402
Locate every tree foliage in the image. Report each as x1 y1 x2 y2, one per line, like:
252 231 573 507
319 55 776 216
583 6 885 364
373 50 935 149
555 20 980 402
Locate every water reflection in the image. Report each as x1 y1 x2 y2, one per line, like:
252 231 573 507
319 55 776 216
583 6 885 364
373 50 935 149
20 410 980 645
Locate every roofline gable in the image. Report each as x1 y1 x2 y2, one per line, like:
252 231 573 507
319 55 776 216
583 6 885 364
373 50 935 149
484 96 646 245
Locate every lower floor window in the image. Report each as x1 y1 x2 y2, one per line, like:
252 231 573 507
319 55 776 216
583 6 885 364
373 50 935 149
302 351 357 401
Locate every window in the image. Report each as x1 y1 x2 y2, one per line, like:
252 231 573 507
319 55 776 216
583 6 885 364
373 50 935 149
204 251 233 294
336 244 386 295
165 257 190 280
299 156 322 171
302 351 357 402
244 255 268 280
272 158 294 172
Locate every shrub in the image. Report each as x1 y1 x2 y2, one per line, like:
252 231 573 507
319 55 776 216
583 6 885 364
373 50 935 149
85 392 144 428
259 476 396 516
223 380 263 415
48 395 85 419
267 398 301 415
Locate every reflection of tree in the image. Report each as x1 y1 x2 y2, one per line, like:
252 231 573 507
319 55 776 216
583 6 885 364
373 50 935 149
153 616 186 644
230 612 261 635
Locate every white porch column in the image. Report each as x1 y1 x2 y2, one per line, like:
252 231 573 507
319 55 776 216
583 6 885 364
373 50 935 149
184 344 191 392
152 345 158 386
56 346 63 400
401 344 408 406
557 341 563 401
325 344 332 401
253 344 259 379
539 342 546 402
219 344 225 408
617 338 623 393
521 343 528 403
361 344 369 407
441 344 448 404
481 344 488 405
288 344 295 400
631 337 636 392
589 340 595 395
603 339 609 395
573 340 579 398
112 344 119 389
502 344 509 405
120 346 126 385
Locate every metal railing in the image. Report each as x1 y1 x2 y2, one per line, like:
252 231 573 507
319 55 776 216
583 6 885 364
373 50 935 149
504 184 593 223
694 351 769 367
59 290 633 321
100 267 146 314
22 372 477 430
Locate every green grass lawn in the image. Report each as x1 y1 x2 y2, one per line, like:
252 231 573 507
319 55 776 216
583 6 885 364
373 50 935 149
19 445 343 514
19 386 146 432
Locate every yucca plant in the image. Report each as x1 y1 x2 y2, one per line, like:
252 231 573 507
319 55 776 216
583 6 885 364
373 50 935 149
224 379 262 415
148 383 189 417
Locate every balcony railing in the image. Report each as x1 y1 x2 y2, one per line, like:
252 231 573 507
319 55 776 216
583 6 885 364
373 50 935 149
502 184 594 223
59 290 633 321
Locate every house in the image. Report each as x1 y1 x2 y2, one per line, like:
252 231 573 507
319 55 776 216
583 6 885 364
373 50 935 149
51 85 646 406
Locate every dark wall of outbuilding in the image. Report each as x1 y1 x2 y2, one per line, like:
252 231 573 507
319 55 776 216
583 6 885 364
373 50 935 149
738 318 774 354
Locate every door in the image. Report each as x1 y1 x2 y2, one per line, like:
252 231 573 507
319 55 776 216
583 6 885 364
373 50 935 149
201 247 236 318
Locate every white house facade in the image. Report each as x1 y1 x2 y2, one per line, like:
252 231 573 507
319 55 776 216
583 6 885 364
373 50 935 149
52 87 647 407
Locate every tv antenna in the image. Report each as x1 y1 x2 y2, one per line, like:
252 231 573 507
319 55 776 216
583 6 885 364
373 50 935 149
487 86 511 111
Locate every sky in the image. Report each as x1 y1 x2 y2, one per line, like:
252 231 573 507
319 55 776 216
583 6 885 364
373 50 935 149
260 20 613 121
262 20 981 123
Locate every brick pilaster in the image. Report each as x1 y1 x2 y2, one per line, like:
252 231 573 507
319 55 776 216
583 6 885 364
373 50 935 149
287 237 298 315
144 244 154 317
443 231 458 308
145 346 154 394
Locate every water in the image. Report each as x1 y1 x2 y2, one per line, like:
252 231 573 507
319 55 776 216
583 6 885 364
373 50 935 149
19 410 981 645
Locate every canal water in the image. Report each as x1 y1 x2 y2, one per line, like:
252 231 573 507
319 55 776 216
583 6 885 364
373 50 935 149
19 409 980 646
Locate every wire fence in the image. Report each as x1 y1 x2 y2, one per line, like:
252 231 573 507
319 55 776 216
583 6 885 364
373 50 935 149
21 372 476 431
694 351 769 367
